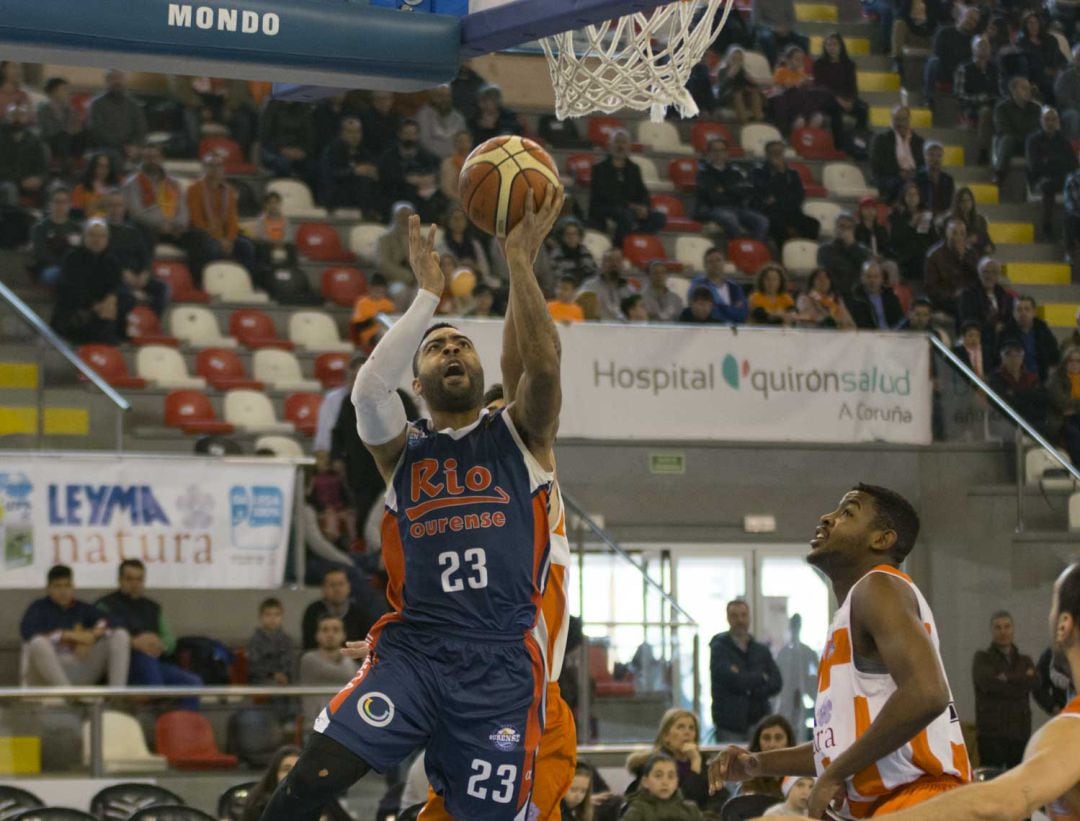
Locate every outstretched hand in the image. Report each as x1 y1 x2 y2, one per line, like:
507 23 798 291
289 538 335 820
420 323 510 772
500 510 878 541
340 640 370 661
408 214 444 296
502 184 564 264
707 745 759 793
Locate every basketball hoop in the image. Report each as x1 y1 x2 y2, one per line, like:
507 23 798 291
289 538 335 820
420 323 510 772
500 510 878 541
539 0 735 122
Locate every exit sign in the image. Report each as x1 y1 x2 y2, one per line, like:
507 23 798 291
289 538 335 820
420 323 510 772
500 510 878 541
649 452 685 475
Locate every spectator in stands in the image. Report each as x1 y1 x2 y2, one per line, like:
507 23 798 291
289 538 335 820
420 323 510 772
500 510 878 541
958 256 1013 354
259 99 314 179
589 129 666 245
298 615 359 730
752 0 808 65
958 36 1002 166
549 275 586 323
740 714 796 798
19 564 130 687
771 46 832 134
0 102 47 209
679 286 724 323
87 70 146 162
95 559 202 707
883 258 913 313
622 294 649 323
301 567 374 651
440 129 473 202
889 181 937 282
990 337 1050 429
1050 346 1080 466
924 5 981 99
308 452 358 546
30 185 81 287
251 191 298 286
694 137 768 241
1016 11 1066 101
188 152 256 274
548 217 599 286
171 76 258 157
897 296 939 337
715 46 766 123
1004 295 1060 382
941 186 994 259
642 260 684 322
37 77 84 169
0 61 29 113
320 116 379 218
1066 166 1080 260
622 753 703 820
578 248 636 321
1034 645 1071 715
953 320 989 377
817 212 870 297
891 0 936 75
106 190 165 319
690 246 750 324
626 709 710 809
915 141 955 216
377 118 443 222
240 745 351 821
749 262 796 325
796 267 855 328
775 613 818 742
51 219 125 344
855 196 892 258
814 33 870 154
1056 44 1080 138
751 140 820 247
925 218 978 315
360 91 400 158
72 152 120 219
468 84 521 144
709 599 782 742
764 777 815 816
468 283 498 318
849 259 904 329
870 105 925 204
1027 106 1077 239
993 76 1042 186
377 202 417 288
972 610 1036 768
438 205 492 285
562 763 596 821
417 84 466 159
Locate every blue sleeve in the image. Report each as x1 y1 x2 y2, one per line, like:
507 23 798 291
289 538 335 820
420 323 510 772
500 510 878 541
714 282 749 324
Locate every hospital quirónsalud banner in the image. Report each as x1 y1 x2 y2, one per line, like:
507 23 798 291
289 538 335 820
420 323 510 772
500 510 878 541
0 455 294 589
448 321 932 445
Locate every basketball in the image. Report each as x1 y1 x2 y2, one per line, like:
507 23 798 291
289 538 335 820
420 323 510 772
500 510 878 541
458 135 562 238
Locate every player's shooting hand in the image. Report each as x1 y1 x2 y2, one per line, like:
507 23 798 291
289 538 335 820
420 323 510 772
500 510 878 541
503 184 564 265
807 772 845 819
708 745 759 793
407 215 444 297
341 640 370 661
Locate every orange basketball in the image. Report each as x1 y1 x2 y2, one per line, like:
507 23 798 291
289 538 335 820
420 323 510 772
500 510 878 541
459 135 562 238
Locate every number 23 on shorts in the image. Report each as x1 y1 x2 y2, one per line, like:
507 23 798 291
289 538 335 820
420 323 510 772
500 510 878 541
467 758 518 804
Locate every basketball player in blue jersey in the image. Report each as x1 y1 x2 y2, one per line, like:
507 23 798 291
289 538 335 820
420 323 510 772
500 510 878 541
261 185 565 821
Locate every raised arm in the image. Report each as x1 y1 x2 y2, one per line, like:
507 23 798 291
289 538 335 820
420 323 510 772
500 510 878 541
351 216 444 481
501 299 523 404
505 187 565 470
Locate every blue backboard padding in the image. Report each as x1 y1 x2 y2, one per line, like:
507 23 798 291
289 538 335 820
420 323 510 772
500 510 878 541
0 0 460 87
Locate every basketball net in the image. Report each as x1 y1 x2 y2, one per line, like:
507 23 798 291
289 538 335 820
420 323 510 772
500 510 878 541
539 0 734 123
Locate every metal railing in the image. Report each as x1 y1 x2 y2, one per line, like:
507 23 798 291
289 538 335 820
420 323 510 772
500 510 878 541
0 279 130 452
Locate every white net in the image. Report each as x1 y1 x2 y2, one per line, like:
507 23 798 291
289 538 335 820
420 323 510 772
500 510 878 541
539 0 735 123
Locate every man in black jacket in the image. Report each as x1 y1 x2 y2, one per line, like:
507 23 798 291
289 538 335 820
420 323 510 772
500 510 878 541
1002 295 1060 382
376 119 441 222
710 599 782 741
848 259 905 329
50 219 124 345
301 568 375 651
957 256 1014 353
320 116 380 218
588 129 666 245
750 140 820 247
1026 106 1078 239
923 5 981 99
0 102 48 208
869 106 926 203
971 610 1036 768
992 76 1042 186
694 138 768 241
816 212 870 297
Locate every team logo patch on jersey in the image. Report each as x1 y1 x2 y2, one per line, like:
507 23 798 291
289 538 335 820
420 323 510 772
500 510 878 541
358 692 395 728
817 698 832 726
489 725 521 751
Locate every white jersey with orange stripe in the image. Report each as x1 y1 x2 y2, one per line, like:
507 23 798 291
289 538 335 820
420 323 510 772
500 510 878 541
813 565 970 819
533 475 570 683
1048 695 1080 820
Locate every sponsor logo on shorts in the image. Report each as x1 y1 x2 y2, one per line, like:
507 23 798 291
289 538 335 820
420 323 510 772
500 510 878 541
489 725 521 752
358 692 395 728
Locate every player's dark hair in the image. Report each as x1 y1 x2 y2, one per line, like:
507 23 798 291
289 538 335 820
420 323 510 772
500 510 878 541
45 77 67 94
483 383 504 407
119 558 145 578
412 322 459 376
854 482 921 564
1060 562 1080 624
47 564 72 584
260 597 283 613
639 751 676 778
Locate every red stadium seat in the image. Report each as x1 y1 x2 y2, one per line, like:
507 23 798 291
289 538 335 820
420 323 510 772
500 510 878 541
315 352 350 388
198 137 258 175
296 222 355 262
668 157 698 192
155 711 238 769
791 127 846 160
789 162 828 198
152 260 209 303
284 392 322 436
164 390 235 435
650 194 702 233
321 266 367 307
690 121 744 156
195 348 264 391
587 116 626 149
728 238 773 274
77 345 147 389
621 234 674 271
565 153 595 187
126 307 179 346
229 309 295 350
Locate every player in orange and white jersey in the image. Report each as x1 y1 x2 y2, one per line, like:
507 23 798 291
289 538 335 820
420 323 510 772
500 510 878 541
709 484 970 819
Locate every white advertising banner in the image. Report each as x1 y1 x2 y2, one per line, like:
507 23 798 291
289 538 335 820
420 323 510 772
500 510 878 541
444 321 932 445
0 454 294 589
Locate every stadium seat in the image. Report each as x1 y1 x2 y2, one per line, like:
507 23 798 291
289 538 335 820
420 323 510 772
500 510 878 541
169 306 237 348
264 266 322 306
127 307 179 346
668 157 698 191
822 162 876 198
0 786 44 817
1025 446 1073 486
266 179 326 218
229 309 294 350
791 127 846 160
321 266 367 307
803 200 846 238
296 222 355 263
203 262 268 303
223 390 294 434
741 51 772 86
90 783 185 820
782 239 820 274
347 223 385 263
136 346 207 389
288 311 353 352
728 239 772 274
253 435 304 457
629 156 673 193
81 712 168 774
217 783 256 821
252 349 321 392
622 234 670 270
225 708 283 768
129 807 217 821
198 137 257 175
649 194 702 233
740 124 783 158
152 261 209 303
582 229 612 262
690 122 743 156
789 162 827 198
195 348 263 391
10 810 98 821
565 153 595 186
77 345 147 389
284 392 323 436
154 242 186 261
164 390 234 435
988 222 1035 244
674 235 714 271
637 121 692 154
314 351 350 388
587 116 626 148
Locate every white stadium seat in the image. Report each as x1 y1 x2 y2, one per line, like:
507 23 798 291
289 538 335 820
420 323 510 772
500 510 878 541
822 162 877 199
1025 447 1074 487
252 349 322 392
803 200 847 238
288 310 353 352
782 239 819 274
203 261 269 303
135 345 206 389
168 306 237 348
740 123 783 158
742 51 773 86
629 155 674 193
583 229 612 262
674 236 714 271
636 121 693 155
349 223 385 264
267 179 328 218
224 389 295 433
254 435 305 457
